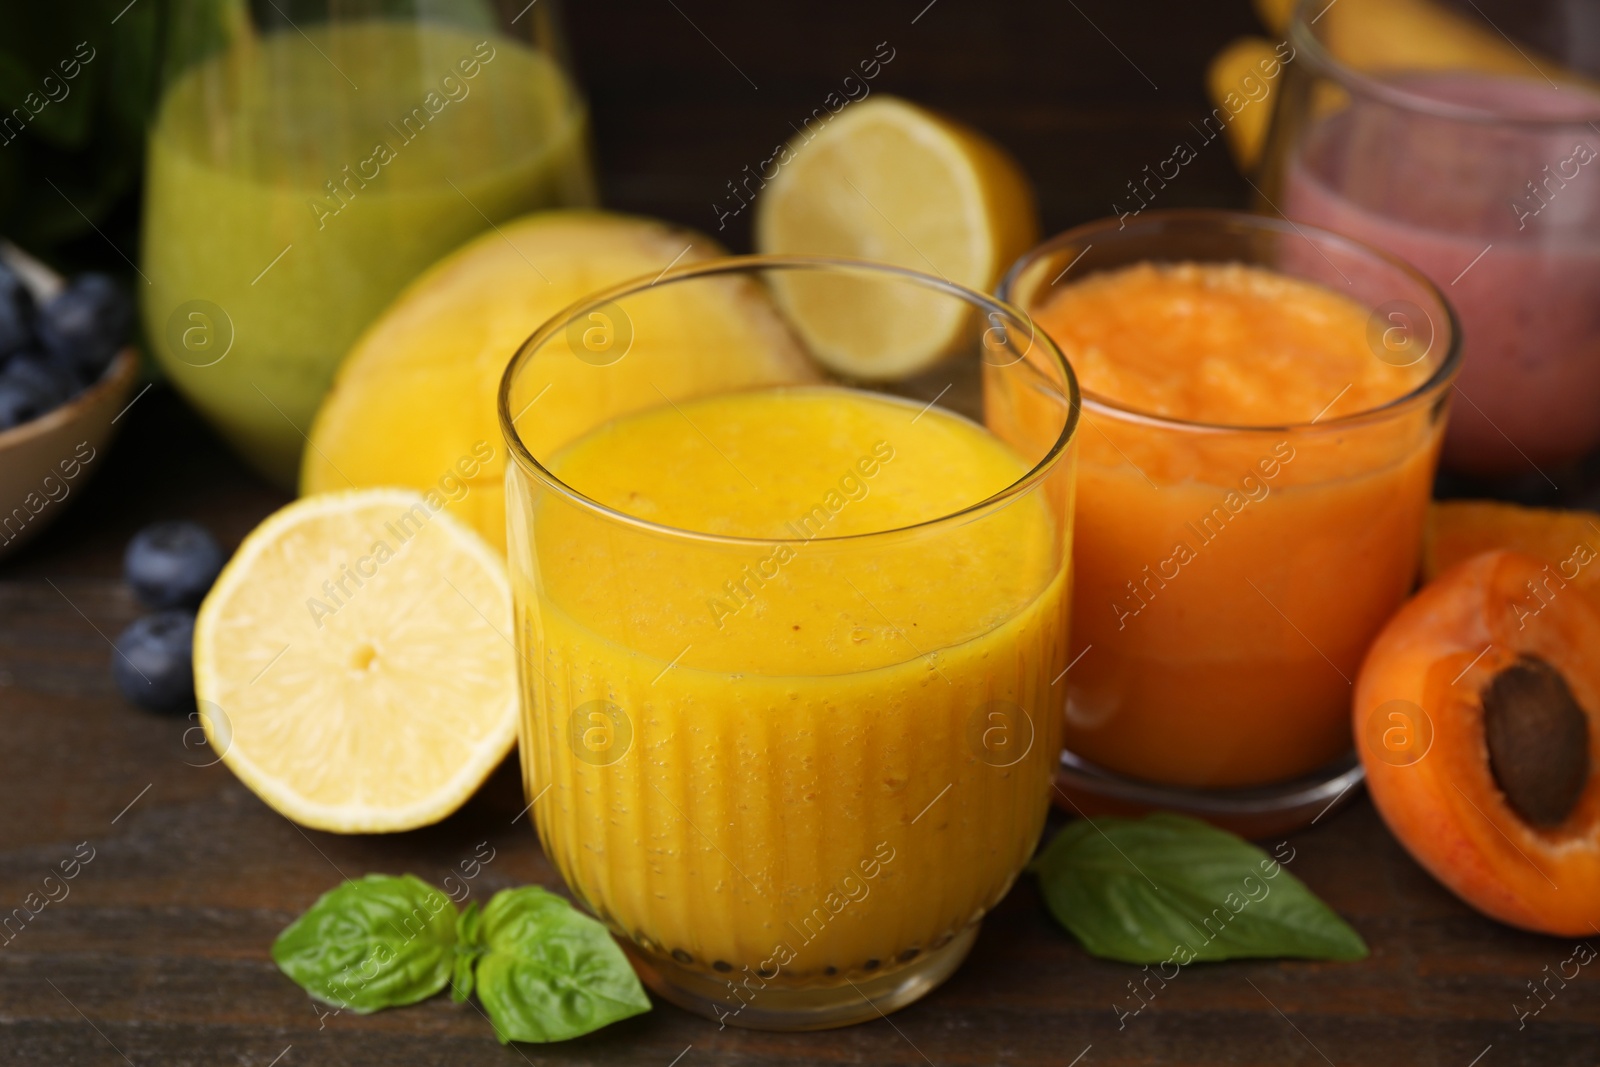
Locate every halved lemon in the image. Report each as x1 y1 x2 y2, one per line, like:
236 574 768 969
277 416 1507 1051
754 95 1038 379
194 489 518 833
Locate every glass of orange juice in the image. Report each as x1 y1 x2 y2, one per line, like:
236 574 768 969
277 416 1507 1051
499 258 1079 1029
1000 211 1460 810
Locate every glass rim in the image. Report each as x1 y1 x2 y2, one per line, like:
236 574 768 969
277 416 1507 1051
1290 0 1600 127
997 208 1464 436
497 253 1082 548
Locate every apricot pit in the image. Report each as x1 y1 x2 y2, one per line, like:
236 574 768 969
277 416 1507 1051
1481 656 1590 828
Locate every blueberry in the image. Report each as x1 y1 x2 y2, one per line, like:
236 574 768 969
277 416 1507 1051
43 346 90 391
0 262 35 358
37 273 131 380
3 351 79 406
124 521 225 609
0 367 54 431
112 610 195 712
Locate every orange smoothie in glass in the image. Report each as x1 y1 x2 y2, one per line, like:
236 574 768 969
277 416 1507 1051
514 385 1068 1012
1029 260 1440 786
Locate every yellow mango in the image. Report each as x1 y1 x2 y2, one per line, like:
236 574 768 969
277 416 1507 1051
302 210 811 550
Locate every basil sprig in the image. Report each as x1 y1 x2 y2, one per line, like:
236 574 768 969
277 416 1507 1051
272 876 650 1042
272 874 457 1013
1030 814 1368 964
475 887 654 1043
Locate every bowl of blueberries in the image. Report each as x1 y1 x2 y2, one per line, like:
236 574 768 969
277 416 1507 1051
0 243 139 560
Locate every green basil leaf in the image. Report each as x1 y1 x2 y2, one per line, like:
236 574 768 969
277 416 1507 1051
272 874 459 1013
1030 813 1368 964
474 887 650 1043
451 901 484 1004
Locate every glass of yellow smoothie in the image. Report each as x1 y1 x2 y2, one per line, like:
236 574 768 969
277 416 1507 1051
142 1 595 487
499 258 1079 1029
1000 210 1460 812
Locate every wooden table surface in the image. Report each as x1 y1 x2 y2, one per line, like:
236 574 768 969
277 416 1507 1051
3 1 1597 1064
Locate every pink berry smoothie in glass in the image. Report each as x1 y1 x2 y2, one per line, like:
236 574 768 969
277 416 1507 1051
1283 72 1600 476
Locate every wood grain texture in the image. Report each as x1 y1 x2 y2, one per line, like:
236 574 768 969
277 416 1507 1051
2 1 1597 1063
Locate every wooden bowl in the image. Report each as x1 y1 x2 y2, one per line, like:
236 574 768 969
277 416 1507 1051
0 346 140 561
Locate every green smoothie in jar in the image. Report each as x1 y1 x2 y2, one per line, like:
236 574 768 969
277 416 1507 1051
142 20 594 486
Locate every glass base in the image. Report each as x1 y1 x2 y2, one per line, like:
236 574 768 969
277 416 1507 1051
624 923 979 1031
1053 749 1366 838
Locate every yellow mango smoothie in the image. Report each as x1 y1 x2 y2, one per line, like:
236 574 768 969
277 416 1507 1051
1023 259 1447 787
142 21 593 486
511 385 1070 1019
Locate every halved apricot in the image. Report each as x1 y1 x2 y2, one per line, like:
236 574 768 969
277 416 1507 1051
1355 549 1600 935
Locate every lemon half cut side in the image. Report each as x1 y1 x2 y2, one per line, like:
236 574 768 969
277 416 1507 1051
194 489 519 833
755 95 1038 379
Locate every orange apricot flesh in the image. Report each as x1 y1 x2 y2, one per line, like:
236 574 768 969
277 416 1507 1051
1355 549 1600 935
1425 500 1600 600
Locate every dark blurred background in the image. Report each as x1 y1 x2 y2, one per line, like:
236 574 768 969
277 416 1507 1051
1 0 1265 274
569 1 1261 246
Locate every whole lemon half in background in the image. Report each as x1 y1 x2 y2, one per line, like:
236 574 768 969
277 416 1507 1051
302 210 811 550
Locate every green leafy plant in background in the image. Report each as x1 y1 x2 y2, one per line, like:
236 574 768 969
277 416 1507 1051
0 0 165 269
0 0 497 273
272 875 651 1044
1030 813 1369 964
